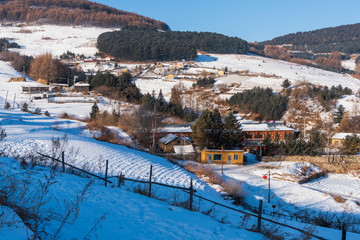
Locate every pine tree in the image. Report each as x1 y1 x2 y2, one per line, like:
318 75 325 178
210 109 224 149
342 134 360 155
191 109 213 149
223 112 243 149
333 104 346 123
90 102 99 120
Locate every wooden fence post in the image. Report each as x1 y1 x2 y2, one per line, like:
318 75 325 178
61 151 65 172
118 172 123 188
148 165 153 197
257 200 263 232
189 178 193 211
105 160 109 187
342 224 346 240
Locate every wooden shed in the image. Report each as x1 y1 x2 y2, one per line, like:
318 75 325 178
201 149 244 165
159 134 193 153
74 82 90 92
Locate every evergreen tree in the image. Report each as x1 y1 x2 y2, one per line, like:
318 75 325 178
210 109 224 149
281 79 291 89
191 109 213 149
342 134 360 155
333 104 346 123
90 102 99 120
223 112 243 149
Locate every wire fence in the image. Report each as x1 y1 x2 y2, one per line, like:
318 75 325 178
38 151 355 240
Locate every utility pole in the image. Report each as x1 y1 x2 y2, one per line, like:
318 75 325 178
152 105 157 154
4 90 8 108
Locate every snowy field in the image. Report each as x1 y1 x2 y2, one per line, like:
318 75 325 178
212 158 360 232
0 24 117 57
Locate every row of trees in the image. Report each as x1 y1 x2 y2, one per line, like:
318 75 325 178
315 52 343 72
0 0 169 30
97 26 249 61
227 87 288 120
191 109 243 150
263 131 325 156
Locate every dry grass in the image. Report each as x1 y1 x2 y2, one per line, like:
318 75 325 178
223 179 245 205
333 195 346 203
184 163 224 186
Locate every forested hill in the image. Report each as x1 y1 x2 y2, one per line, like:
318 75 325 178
97 26 249 61
261 23 360 53
0 0 169 30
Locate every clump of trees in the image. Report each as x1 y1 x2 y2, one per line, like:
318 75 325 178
0 51 32 73
29 53 71 84
263 45 290 61
227 87 288 120
191 109 243 150
0 0 169 30
90 72 141 103
194 77 215 87
341 134 360 155
140 90 197 122
0 38 20 51
315 52 343 72
97 26 249 61
263 130 325 156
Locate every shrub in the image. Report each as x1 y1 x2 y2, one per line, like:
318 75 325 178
4 102 10 109
223 179 245 205
21 103 28 112
44 110 50 117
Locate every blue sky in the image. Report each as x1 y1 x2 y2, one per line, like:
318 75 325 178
93 0 360 42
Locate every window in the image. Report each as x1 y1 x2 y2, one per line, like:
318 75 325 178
213 154 222 161
234 154 238 160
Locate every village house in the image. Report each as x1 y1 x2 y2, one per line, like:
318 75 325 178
158 124 193 138
74 82 90 92
240 120 298 148
22 84 49 93
332 133 360 146
158 134 194 154
201 149 244 165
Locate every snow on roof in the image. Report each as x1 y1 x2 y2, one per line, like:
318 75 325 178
241 121 295 132
159 126 193 133
159 134 179 145
74 81 90 86
332 132 360 140
173 145 195 154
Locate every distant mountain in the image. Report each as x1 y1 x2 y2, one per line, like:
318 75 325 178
261 23 360 54
0 0 169 30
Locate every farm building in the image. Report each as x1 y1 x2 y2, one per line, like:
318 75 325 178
201 149 244 165
158 124 193 138
332 133 360 146
22 84 49 93
158 134 194 154
74 82 90 92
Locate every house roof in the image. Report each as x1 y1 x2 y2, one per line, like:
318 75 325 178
173 145 195 154
332 132 360 140
159 134 179 145
159 126 193 133
74 81 90 87
241 121 295 132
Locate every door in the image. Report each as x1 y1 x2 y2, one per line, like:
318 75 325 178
227 155 232 165
207 154 212 164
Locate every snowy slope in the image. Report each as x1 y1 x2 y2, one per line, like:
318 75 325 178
1 24 117 57
0 157 263 240
196 54 360 92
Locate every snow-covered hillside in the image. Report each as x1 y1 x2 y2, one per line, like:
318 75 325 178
0 24 117 57
0 157 263 240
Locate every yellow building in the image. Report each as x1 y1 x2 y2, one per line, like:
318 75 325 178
201 149 244 165
121 68 129 73
218 70 225 76
332 133 360 146
166 74 174 79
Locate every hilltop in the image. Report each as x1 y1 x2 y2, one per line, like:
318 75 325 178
0 0 169 30
261 22 360 54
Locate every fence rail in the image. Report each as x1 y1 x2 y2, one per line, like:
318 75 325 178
38 151 349 240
